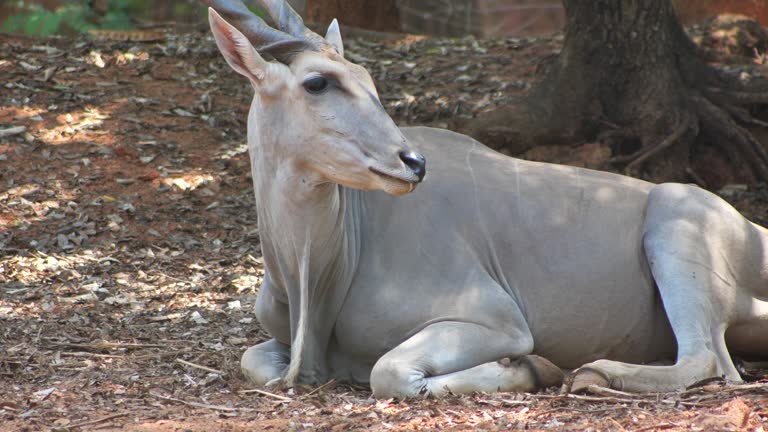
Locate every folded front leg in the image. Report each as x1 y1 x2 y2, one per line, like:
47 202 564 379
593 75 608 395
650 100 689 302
241 338 290 386
369 321 562 398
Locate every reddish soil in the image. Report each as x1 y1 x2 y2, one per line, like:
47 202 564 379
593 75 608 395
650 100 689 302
1 24 767 432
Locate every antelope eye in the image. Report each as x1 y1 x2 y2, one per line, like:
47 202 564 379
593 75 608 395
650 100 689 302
303 76 329 94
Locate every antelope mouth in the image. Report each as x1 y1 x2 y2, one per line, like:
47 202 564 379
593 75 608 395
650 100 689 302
369 167 417 187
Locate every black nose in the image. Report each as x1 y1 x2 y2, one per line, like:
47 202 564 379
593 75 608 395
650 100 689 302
399 151 426 182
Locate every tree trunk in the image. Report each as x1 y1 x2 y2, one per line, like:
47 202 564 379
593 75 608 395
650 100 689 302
304 0 401 32
466 0 768 187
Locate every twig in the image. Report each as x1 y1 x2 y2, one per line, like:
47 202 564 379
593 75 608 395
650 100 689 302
0 126 26 138
685 376 726 390
679 384 723 397
150 392 250 411
565 393 637 403
59 352 125 359
522 393 565 399
175 358 225 376
570 406 630 414
586 385 643 398
133 350 188 361
635 422 680 431
47 341 165 352
238 388 293 401
69 413 128 429
304 378 337 397
566 393 716 408
608 417 627 432
678 381 767 397
498 399 533 406
715 382 768 393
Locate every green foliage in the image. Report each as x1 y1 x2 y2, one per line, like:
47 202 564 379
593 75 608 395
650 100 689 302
1 0 150 36
2 0 268 37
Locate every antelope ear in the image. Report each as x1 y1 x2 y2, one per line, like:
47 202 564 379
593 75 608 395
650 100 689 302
208 7 267 83
325 18 344 56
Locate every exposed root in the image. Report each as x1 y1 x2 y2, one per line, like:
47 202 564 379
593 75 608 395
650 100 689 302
608 114 694 176
705 87 768 105
477 7 768 185
695 93 768 181
625 115 694 175
607 81 768 184
721 104 768 128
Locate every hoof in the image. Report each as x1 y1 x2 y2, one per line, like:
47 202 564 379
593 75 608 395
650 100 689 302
524 355 565 388
566 368 610 393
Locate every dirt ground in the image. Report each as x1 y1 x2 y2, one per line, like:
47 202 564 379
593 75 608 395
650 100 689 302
1 22 767 432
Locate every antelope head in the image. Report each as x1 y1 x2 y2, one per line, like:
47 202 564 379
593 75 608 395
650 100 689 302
205 0 426 195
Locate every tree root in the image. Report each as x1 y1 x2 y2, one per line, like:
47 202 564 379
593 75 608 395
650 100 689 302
721 105 768 128
625 115 694 176
469 8 768 186
609 113 692 167
694 93 768 181
605 76 768 184
705 87 768 105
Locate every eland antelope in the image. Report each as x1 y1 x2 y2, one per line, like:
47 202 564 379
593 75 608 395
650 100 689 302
203 0 768 398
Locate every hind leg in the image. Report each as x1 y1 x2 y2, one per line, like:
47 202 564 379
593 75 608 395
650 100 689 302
570 184 754 392
727 298 768 358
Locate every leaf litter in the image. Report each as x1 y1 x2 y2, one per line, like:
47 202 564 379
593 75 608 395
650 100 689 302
1 22 767 432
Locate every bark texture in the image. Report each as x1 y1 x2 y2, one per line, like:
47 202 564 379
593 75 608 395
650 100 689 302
304 0 401 32
467 0 768 186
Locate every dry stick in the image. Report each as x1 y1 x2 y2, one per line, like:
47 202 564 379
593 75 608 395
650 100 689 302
59 352 125 359
498 399 533 406
608 417 627 432
303 378 337 397
48 341 165 351
714 382 768 393
0 126 26 138
569 393 716 409
586 385 643 399
678 383 725 397
570 406 629 414
150 392 251 412
238 388 293 401
175 358 225 375
69 413 128 429
133 350 188 361
522 393 566 399
566 393 644 404
635 422 681 432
